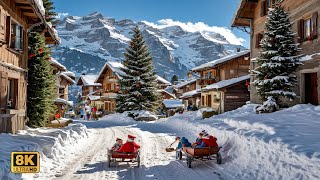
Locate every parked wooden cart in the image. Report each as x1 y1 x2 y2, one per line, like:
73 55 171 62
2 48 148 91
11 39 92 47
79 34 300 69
182 147 222 168
107 150 140 168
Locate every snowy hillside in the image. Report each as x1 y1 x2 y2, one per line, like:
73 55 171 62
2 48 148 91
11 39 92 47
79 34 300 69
53 12 245 78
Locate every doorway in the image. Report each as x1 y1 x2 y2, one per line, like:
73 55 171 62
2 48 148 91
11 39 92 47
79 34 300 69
305 73 318 105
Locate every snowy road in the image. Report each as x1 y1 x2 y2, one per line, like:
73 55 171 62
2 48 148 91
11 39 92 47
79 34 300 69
53 122 224 180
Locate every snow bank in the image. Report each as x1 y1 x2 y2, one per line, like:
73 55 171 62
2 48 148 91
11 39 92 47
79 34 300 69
156 105 320 179
0 124 90 180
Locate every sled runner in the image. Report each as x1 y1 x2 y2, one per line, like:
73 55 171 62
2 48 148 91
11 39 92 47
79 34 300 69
107 150 140 168
182 147 222 168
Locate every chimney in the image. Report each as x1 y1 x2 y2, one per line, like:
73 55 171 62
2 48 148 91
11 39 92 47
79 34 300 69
236 48 241 52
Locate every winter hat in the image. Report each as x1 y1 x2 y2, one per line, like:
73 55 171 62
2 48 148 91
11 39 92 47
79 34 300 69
116 138 122 141
127 135 136 142
201 130 209 137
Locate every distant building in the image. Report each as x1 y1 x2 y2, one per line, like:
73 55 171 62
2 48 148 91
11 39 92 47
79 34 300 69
191 50 251 113
77 74 102 100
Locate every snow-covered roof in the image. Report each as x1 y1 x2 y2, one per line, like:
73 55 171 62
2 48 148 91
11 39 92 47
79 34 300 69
33 0 45 16
158 90 176 99
180 89 201 99
192 50 250 71
0 61 27 72
157 76 171 85
175 78 197 89
162 99 184 109
45 22 61 44
203 75 250 91
96 61 125 82
78 75 102 86
54 98 68 104
60 73 75 85
67 101 74 106
87 95 101 101
61 71 75 79
50 58 67 71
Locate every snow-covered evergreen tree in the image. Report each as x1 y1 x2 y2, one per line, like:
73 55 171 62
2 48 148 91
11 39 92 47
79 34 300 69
43 0 58 24
27 33 56 127
252 0 302 113
116 26 160 113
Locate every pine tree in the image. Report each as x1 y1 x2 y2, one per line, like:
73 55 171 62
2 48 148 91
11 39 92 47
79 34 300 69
162 74 167 81
252 0 302 113
171 75 178 84
43 0 58 24
27 33 57 127
116 26 160 113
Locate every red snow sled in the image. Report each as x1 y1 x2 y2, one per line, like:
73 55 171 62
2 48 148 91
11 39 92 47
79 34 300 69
182 147 222 168
107 150 140 168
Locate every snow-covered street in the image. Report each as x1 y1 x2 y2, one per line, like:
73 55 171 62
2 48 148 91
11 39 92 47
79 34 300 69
1 104 320 180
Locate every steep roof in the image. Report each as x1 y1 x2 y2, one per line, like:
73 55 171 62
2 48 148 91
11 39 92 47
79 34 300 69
202 75 250 91
157 76 171 85
180 89 201 99
60 72 76 85
77 75 102 86
175 78 197 89
50 58 67 71
96 61 170 85
192 50 250 72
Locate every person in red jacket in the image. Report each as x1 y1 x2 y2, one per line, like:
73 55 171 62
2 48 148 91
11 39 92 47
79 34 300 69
118 135 140 153
201 133 218 147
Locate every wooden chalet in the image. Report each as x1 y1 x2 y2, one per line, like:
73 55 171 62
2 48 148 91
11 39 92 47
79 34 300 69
77 74 102 100
0 0 59 133
190 50 250 113
174 78 201 108
232 0 320 105
95 62 123 113
201 76 250 113
49 58 75 120
192 50 250 88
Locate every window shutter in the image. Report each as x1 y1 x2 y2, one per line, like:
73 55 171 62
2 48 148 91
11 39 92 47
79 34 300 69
297 19 304 41
0 72 8 109
265 0 269 15
0 7 5 40
260 1 266 17
5 16 11 45
312 11 318 37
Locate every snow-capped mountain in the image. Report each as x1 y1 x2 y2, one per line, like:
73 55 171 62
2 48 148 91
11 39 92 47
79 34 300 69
53 12 245 78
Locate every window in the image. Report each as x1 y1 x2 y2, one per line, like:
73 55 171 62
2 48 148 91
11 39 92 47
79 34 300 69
7 79 18 109
305 18 312 38
10 20 23 50
230 69 235 75
208 72 212 78
298 12 318 42
255 33 264 48
201 96 205 106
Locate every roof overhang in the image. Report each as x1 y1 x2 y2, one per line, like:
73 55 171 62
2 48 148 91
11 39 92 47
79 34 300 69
231 0 258 27
12 0 60 44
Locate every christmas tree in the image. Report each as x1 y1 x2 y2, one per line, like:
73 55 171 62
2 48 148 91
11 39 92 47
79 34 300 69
116 26 160 113
171 74 178 84
27 33 57 127
252 0 302 113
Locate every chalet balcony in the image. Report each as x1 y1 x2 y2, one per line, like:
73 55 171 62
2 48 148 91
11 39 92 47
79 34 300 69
102 92 118 99
200 78 217 86
106 76 118 82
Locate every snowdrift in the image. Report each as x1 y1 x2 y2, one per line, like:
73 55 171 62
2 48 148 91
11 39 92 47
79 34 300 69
97 104 320 179
0 123 90 180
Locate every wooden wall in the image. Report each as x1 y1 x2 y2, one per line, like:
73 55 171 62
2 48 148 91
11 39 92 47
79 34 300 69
224 83 250 112
0 1 29 134
249 0 320 105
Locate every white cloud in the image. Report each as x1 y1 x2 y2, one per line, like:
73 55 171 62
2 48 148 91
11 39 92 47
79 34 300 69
142 19 245 45
56 13 69 19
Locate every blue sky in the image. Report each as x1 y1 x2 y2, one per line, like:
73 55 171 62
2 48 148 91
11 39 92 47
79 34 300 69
52 0 249 47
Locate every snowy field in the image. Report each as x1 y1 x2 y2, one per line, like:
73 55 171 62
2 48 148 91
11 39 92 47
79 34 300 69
0 104 319 180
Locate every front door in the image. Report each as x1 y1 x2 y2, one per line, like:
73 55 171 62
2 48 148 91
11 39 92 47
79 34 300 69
207 95 212 107
305 73 318 105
